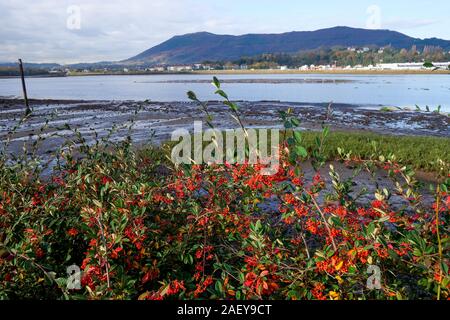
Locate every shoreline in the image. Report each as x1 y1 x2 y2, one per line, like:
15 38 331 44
1 98 448 174
1 98 448 139
193 69 450 75
2 69 449 79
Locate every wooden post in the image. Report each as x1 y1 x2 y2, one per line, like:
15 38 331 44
18 59 31 116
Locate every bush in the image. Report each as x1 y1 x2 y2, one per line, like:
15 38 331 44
0 78 449 300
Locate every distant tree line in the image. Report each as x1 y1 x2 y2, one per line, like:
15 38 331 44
202 46 450 69
0 67 55 77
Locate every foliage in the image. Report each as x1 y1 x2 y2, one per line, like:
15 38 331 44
205 46 450 69
0 78 449 300
0 66 58 77
298 131 450 173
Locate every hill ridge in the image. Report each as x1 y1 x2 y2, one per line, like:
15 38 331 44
127 26 450 64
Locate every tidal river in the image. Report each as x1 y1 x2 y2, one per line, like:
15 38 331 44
1 73 450 112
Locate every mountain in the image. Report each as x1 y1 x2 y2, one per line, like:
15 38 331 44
127 26 450 64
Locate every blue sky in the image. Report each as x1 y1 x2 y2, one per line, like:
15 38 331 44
1 0 449 63
225 0 450 38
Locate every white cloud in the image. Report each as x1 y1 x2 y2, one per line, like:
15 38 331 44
0 0 241 63
0 0 448 63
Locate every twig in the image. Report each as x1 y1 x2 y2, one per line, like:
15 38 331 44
307 192 338 251
300 233 311 259
435 185 443 300
96 215 111 289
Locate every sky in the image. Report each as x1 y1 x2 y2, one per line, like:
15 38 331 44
1 0 450 64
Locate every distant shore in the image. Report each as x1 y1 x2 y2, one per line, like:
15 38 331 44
193 69 450 75
1 69 449 79
67 69 450 76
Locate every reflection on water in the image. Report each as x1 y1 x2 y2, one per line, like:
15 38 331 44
148 78 358 84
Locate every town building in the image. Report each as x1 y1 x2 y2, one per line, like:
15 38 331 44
376 62 450 70
167 65 193 72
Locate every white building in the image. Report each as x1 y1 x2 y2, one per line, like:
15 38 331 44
299 65 309 71
147 66 166 72
318 65 332 70
167 65 193 72
376 62 450 70
432 62 450 69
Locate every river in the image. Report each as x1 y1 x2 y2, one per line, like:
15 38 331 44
1 73 450 112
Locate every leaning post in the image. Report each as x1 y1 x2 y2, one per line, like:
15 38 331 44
18 58 31 116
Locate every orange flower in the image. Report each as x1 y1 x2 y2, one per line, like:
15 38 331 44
434 272 443 283
67 228 78 237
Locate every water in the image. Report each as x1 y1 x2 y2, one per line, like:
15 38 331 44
1 73 450 111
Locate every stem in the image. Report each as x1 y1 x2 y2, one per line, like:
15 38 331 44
203 220 207 279
97 214 111 289
308 192 337 251
301 233 311 259
16 253 52 281
435 185 443 301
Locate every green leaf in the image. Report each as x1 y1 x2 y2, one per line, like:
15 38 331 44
215 89 228 100
215 280 223 294
322 126 330 137
187 91 197 101
315 136 321 147
212 77 221 89
330 216 343 227
287 137 295 146
291 118 300 127
348 266 357 274
439 262 449 277
293 131 302 143
92 199 103 208
295 146 308 158
224 101 239 112
284 121 292 129
366 223 376 236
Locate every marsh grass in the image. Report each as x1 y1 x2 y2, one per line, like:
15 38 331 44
300 131 450 173
162 130 450 173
